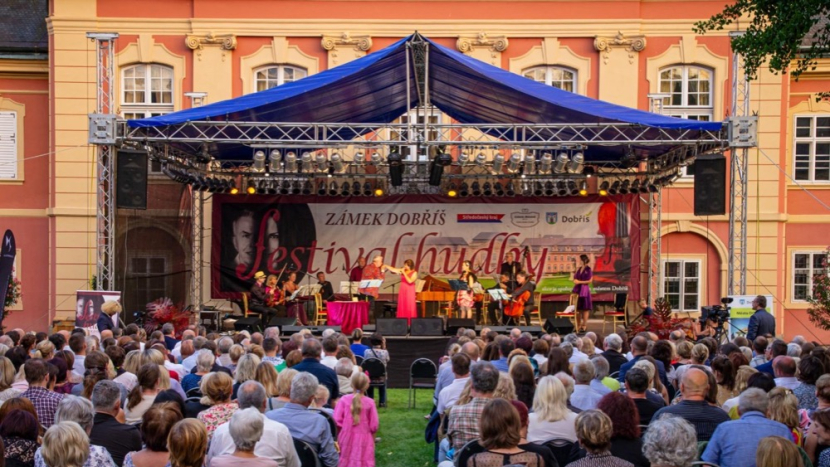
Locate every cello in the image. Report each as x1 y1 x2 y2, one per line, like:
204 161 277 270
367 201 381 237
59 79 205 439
504 248 532 319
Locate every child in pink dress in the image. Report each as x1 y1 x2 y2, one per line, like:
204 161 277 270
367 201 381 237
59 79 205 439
333 372 379 467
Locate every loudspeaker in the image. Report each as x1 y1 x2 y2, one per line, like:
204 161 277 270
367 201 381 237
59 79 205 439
283 325 304 335
376 318 408 336
313 326 341 336
411 318 444 336
544 317 575 335
267 317 296 328
447 319 476 336
116 149 148 210
516 326 545 337
234 317 261 333
693 154 726 216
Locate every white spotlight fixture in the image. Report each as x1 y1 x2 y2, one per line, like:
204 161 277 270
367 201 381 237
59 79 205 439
252 150 266 172
301 152 313 173
553 152 569 174
369 152 381 165
458 152 470 165
268 150 281 172
491 154 505 174
539 152 553 174
507 153 521 173
331 153 345 173
315 153 328 172
567 152 585 174
524 153 536 175
475 152 487 166
284 152 297 172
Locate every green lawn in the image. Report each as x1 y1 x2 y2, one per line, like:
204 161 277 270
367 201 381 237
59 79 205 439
375 389 436 467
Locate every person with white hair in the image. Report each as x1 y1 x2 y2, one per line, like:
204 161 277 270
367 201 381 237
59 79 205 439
787 343 802 358
565 334 589 364
217 337 235 367
34 395 117 467
570 360 604 411
589 355 615 395
642 416 698 467
264 327 280 341
321 328 336 339
209 407 278 467
601 333 628 375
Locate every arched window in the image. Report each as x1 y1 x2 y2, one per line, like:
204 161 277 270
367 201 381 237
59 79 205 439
254 65 308 92
121 64 174 119
658 65 713 121
523 66 577 92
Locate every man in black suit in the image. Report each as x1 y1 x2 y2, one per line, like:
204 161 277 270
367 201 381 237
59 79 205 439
317 272 335 301
500 251 522 291
746 295 775 341
601 333 629 375
89 380 142 466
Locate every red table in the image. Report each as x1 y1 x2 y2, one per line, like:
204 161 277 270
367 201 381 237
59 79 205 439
326 301 370 334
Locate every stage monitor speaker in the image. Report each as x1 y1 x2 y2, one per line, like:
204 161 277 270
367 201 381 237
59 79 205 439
544 317 575 336
376 318 408 336
693 154 726 216
488 326 509 334
411 318 444 336
267 317 296 328
283 325 304 335
447 319 476 336
314 326 341 336
234 317 261 333
516 326 545 337
116 149 148 210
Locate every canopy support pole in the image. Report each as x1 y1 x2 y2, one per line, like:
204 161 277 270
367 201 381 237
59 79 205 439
728 31 750 296
647 188 662 305
190 188 204 312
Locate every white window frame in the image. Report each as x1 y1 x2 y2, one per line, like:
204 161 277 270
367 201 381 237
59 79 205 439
793 115 830 183
121 64 175 119
391 106 443 162
253 65 308 93
0 111 18 180
522 65 577 93
660 65 714 180
792 250 827 302
660 259 702 312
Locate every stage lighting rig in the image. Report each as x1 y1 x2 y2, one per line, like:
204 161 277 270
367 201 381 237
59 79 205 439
388 151 404 187
284 152 297 172
363 182 373 196
491 154 505 174
598 181 609 196
494 182 505 197
315 153 328 173
539 153 553 174
269 150 281 172
252 151 266 172
246 181 256 195
459 182 470 197
458 152 470 165
567 152 584 174
507 154 521 173
475 152 487 166
524 153 536 175
429 153 452 186
483 182 493 196
331 152 346 173
579 182 588 196
301 152 314 173
553 153 569 174
471 181 482 196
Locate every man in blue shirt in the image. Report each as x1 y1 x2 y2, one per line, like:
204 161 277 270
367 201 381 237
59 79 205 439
291 338 340 404
491 338 514 373
266 372 339 467
702 388 792 467
618 335 669 388
756 340 788 376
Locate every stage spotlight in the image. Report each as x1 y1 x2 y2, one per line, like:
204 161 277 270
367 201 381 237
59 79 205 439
544 181 555 196
524 154 536 175
246 181 256 195
317 182 327 196
291 181 302 195
494 183 505 197
567 152 584 174
475 152 487 166
331 153 346 173
609 180 621 195
229 182 239 195
255 180 267 195
388 151 404 187
252 151 266 172
458 152 470 165
556 181 568 196
374 187 384 197
492 154 505 174
429 153 452 186
567 181 579 196
447 188 458 198
539 153 553 174
507 154 521 173
301 181 312 195
579 181 588 196
341 181 350 196
315 153 328 173
630 179 641 193
553 153 569 174
369 152 381 165
301 152 314 173
506 182 516 197
280 181 291 195
459 182 470 197
269 150 281 172
533 182 544 196
284 152 297 172
483 182 493 196
268 181 278 195
471 181 482 196
352 181 361 196
618 180 630 195
647 181 659 193
328 182 338 196
363 182 373 196
599 181 609 196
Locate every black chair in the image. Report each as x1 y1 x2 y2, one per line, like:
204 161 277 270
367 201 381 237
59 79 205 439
409 358 438 409
362 357 387 407
544 438 576 467
454 439 485 467
293 438 322 467
310 408 338 438
355 355 364 366
638 424 649 437
185 387 202 398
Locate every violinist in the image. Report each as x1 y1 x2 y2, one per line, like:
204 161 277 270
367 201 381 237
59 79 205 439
250 271 280 326
506 271 535 326
456 261 478 320
265 274 283 307
486 273 512 325
282 271 307 326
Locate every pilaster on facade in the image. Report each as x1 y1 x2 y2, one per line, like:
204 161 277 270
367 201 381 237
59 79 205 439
593 31 645 108
456 33 508 67
186 33 236 103
186 33 237 54
321 33 372 68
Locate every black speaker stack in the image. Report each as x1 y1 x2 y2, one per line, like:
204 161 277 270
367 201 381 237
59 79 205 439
116 149 148 210
693 153 726 216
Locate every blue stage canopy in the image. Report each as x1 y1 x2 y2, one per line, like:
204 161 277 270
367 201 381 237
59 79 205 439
128 34 723 161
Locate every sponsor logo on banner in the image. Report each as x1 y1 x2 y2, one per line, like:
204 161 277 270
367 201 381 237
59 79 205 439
546 212 558 225
457 214 504 223
511 209 539 228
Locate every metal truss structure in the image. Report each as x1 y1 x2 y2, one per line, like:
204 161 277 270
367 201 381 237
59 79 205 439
190 188 204 311
87 33 118 292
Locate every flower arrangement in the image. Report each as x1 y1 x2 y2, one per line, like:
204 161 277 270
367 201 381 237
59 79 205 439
807 248 830 330
145 297 189 338
627 297 689 340
4 272 21 310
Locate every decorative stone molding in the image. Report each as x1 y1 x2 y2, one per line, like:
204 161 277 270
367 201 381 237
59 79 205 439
594 31 646 65
185 33 237 51
321 33 372 67
456 33 508 67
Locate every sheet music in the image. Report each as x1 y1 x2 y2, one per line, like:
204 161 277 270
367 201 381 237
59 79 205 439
298 284 322 296
488 289 509 301
339 281 360 293
415 279 426 293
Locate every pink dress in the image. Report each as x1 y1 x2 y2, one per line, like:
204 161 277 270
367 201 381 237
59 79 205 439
397 271 417 325
333 394 379 467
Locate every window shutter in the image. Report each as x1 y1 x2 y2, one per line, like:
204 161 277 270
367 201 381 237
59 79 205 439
0 112 18 179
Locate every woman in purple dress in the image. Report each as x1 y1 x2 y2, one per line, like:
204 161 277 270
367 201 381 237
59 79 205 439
571 254 593 333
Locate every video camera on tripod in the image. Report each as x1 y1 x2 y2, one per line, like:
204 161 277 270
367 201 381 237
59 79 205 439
700 297 733 327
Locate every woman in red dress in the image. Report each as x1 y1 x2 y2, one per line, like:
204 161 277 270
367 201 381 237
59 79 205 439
383 259 418 325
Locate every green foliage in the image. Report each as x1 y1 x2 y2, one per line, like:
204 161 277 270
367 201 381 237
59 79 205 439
807 249 830 330
694 1 830 98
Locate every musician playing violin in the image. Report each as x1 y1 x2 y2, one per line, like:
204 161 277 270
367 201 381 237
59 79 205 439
506 271 535 326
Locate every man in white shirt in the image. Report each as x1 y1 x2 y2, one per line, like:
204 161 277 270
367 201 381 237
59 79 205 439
68 333 87 377
181 336 207 370
436 353 471 414
773 356 800 390
171 330 195 361
565 334 589 364
320 335 339 369
207 380 300 467
570 359 604 411
216 336 234 368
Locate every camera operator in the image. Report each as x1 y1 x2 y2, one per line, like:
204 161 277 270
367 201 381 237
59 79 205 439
694 315 718 340
746 295 775 341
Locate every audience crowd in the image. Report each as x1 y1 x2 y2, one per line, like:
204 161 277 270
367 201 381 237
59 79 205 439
0 314 827 467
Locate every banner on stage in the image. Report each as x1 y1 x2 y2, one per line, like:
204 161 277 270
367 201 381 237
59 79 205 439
76 290 122 335
0 230 16 323
211 195 639 298
728 294 774 339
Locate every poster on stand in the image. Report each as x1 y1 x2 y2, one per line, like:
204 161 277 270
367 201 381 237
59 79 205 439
728 294 774 339
76 290 122 336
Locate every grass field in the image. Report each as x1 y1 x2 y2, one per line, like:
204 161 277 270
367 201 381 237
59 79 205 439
374 389 436 467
